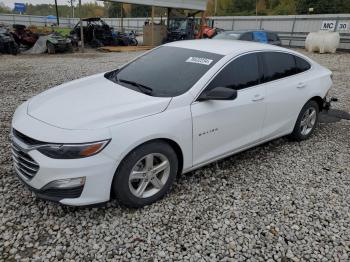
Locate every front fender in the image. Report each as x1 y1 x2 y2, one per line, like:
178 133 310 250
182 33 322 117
106 105 193 172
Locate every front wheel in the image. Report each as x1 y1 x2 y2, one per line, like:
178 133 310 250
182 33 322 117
129 38 138 46
112 141 178 208
289 100 319 141
47 42 55 54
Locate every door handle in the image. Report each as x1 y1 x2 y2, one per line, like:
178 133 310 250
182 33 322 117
297 82 306 88
252 94 264 102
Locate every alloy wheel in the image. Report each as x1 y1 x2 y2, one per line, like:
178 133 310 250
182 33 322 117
300 107 317 136
128 153 170 198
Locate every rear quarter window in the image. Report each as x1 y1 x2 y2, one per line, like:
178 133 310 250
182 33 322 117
295 56 311 73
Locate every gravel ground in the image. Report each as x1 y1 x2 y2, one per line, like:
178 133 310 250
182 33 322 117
0 49 349 261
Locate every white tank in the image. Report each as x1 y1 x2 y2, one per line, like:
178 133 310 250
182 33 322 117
305 31 340 54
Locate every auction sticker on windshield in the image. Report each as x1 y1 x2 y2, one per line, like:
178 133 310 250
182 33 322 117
186 57 214 66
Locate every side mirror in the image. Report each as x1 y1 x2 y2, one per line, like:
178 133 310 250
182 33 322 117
197 86 238 101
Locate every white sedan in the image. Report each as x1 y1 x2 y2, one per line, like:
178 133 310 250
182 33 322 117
11 40 332 207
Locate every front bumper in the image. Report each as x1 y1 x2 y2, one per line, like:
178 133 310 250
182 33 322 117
16 173 84 203
11 141 118 206
11 104 119 206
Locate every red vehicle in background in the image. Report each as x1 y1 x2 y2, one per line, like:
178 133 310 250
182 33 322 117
11 24 38 48
196 17 217 39
167 13 220 42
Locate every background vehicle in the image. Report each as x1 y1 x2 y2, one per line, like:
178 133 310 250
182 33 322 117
214 30 282 45
113 31 138 46
11 24 39 48
0 25 19 55
167 13 218 42
70 17 116 47
70 17 138 47
47 32 73 54
11 40 332 208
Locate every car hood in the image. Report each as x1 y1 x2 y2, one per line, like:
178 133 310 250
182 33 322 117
27 73 171 130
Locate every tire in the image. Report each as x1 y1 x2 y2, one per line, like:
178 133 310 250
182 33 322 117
129 38 138 46
47 42 55 54
289 100 319 141
112 141 178 208
67 43 73 53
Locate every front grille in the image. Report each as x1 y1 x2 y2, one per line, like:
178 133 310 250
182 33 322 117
11 138 40 180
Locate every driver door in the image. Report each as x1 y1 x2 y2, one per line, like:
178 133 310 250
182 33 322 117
191 53 266 166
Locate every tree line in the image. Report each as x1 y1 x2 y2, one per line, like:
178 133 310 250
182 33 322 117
0 0 349 17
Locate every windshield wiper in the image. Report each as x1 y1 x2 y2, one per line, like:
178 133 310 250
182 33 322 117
118 78 153 95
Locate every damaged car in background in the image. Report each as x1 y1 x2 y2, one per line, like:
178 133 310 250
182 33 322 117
11 24 39 49
70 17 137 48
11 40 334 208
46 32 73 54
9 24 73 55
0 25 18 55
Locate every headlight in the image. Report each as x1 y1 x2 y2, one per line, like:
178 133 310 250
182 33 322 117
37 140 110 159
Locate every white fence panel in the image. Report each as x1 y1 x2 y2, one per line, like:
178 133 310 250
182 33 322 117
1 13 349 49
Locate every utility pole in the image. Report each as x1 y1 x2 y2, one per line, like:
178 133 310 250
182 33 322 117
256 0 258 29
69 0 75 18
214 0 217 16
121 3 124 33
54 0 60 26
79 0 84 52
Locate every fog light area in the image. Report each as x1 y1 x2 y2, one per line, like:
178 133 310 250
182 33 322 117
42 177 86 190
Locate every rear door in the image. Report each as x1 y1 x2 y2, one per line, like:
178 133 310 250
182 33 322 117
191 53 266 166
259 52 311 139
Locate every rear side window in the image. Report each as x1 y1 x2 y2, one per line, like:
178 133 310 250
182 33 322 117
262 52 296 82
207 53 260 91
295 56 311 73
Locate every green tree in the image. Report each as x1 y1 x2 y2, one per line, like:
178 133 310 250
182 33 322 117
0 1 11 14
296 0 344 14
272 0 296 15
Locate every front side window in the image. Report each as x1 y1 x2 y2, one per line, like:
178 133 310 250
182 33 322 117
105 46 224 97
262 52 296 82
206 53 261 92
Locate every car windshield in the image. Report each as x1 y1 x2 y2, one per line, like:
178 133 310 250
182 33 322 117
105 46 224 97
214 32 241 40
168 19 188 31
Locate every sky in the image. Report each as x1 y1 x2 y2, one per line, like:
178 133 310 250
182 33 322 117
1 0 99 8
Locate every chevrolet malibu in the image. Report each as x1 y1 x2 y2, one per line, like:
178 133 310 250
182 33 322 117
11 40 333 207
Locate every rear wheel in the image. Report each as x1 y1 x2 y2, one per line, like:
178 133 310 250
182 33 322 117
289 100 319 141
112 141 178 208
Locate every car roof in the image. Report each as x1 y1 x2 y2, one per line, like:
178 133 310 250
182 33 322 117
165 39 288 56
